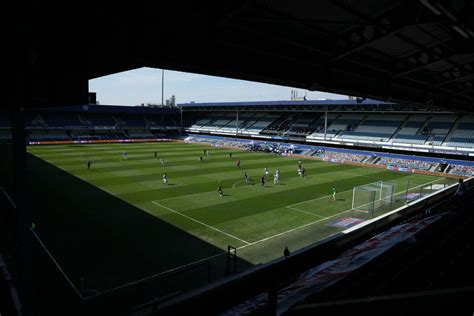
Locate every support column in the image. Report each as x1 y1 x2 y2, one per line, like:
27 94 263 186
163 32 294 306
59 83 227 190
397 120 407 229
236 111 239 136
324 111 328 141
11 108 32 316
9 42 33 314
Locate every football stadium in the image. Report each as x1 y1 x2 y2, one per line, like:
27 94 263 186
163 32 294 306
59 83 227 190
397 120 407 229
2 1 474 315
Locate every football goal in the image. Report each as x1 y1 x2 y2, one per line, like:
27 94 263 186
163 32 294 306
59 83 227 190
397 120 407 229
352 181 396 215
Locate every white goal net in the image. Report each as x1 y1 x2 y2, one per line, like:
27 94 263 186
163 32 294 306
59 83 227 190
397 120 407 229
352 181 396 214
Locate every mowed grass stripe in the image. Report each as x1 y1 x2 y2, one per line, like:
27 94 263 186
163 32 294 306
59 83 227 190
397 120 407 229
74 158 340 186
36 148 273 168
29 149 298 179
58 152 285 172
29 143 239 159
37 148 233 163
121 165 364 204
162 170 414 228
152 200 251 245
101 164 360 200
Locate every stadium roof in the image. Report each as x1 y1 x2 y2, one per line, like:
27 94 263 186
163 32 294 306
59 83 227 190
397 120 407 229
178 99 394 108
8 0 474 112
34 104 179 115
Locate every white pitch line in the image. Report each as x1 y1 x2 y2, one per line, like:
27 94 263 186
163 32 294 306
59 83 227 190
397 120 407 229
285 205 325 218
239 208 355 249
232 179 245 189
287 188 353 208
152 200 250 245
0 187 16 209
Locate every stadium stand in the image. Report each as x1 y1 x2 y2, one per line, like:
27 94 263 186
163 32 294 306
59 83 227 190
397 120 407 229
8 105 182 143
127 129 156 139
339 114 406 141
245 114 280 135
260 113 322 136
41 112 82 127
391 114 429 144
424 115 457 145
184 134 474 178
312 150 368 163
287 113 322 136
28 130 71 141
377 157 434 171
26 114 47 128
324 113 365 138
185 107 474 159
307 113 340 139
445 116 474 148
448 164 474 177
79 113 117 127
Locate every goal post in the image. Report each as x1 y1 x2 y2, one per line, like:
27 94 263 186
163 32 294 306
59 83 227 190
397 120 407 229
352 181 396 215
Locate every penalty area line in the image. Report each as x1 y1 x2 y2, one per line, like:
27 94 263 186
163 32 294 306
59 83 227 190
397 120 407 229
151 200 250 245
239 177 445 250
287 188 353 208
238 208 354 250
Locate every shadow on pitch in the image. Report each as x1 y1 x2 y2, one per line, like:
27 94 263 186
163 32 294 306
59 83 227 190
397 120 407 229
26 154 255 314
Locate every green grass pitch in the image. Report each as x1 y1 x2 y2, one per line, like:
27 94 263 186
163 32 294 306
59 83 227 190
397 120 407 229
27 141 454 293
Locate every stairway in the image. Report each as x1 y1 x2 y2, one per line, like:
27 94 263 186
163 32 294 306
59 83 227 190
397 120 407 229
388 114 411 141
352 115 368 131
442 114 462 146
417 116 431 135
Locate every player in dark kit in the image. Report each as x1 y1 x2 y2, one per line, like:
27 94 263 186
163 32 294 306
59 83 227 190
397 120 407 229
236 160 240 168
229 152 232 158
260 176 265 187
154 151 157 159
87 161 91 170
218 185 224 197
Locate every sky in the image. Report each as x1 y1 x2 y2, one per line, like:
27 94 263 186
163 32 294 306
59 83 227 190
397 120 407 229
89 67 347 106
